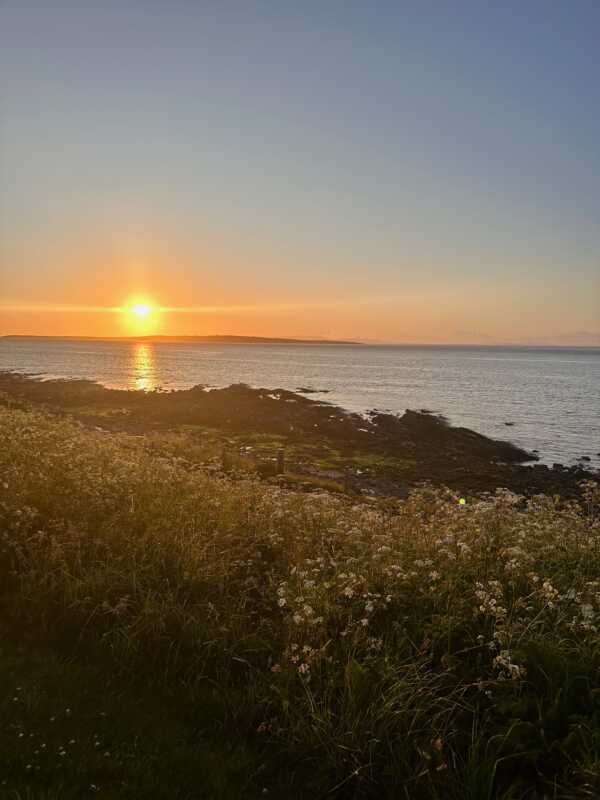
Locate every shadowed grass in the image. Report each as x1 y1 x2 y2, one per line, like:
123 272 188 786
0 642 297 799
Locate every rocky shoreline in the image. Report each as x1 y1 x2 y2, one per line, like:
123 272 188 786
0 371 594 498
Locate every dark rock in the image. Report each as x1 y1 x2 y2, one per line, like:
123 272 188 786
0 371 593 500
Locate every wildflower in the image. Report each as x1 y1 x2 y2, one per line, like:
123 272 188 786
493 650 526 680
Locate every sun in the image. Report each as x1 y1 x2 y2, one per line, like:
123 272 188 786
122 298 160 334
131 303 151 319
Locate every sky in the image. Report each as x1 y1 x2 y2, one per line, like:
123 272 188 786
1 0 599 343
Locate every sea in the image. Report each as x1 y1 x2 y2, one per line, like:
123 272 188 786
1 337 598 469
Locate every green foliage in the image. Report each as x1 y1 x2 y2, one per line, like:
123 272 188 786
0 406 599 798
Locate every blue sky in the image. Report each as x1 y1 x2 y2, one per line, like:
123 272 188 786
1 1 599 342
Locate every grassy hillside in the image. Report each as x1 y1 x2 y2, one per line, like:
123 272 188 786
0 401 599 798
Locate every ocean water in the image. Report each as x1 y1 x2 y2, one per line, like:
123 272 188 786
1 337 598 469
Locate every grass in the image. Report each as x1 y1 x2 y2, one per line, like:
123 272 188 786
0 401 599 798
0 642 276 800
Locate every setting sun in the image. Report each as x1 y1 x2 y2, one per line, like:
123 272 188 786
131 303 151 318
121 299 161 335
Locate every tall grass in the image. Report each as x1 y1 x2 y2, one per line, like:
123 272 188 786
1 403 599 797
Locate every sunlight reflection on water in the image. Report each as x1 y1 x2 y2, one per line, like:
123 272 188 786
131 343 156 392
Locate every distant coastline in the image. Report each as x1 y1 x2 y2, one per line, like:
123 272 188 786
2 335 600 349
0 334 363 346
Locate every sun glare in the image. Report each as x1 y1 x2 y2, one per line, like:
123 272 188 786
132 303 151 318
122 299 160 334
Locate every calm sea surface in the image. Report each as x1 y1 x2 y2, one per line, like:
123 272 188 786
1 338 598 469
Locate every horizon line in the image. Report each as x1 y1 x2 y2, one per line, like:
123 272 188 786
1 334 599 349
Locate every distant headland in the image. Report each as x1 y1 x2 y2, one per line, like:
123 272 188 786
0 335 362 345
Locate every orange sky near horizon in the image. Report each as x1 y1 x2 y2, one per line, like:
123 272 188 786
1 226 598 345
2 286 599 345
2 4 599 348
